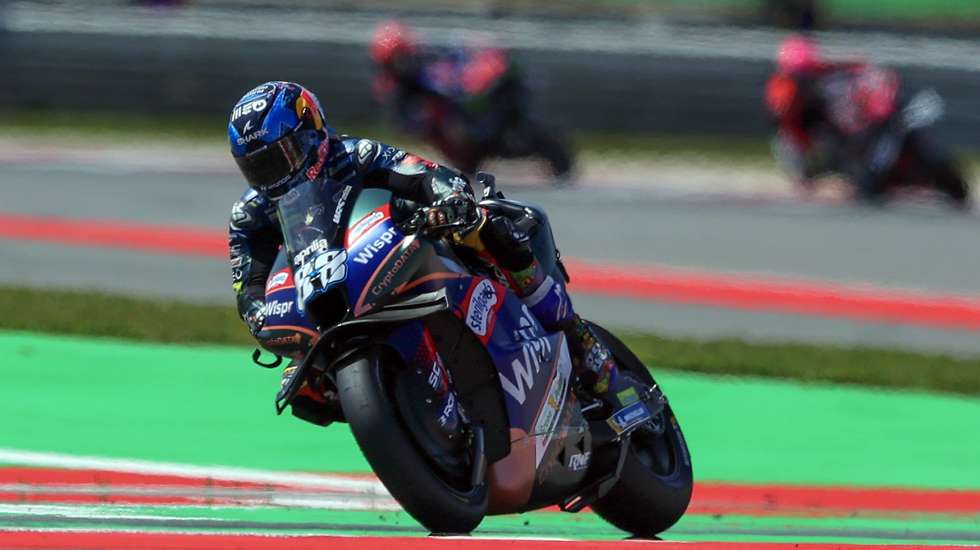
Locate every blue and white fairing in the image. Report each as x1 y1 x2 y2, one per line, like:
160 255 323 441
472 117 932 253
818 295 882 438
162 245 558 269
274 178 585 506
456 277 576 469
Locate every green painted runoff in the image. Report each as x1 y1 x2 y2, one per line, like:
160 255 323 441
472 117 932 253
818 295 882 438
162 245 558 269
1 331 978 489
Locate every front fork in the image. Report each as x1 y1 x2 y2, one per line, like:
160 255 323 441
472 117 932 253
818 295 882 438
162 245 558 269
389 325 473 479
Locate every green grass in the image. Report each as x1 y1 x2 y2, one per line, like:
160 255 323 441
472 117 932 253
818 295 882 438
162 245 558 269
664 0 980 21
618 333 980 396
0 109 427 148
2 285 976 396
0 110 231 143
0 286 249 347
5 109 979 168
1 109 771 159
367 0 980 22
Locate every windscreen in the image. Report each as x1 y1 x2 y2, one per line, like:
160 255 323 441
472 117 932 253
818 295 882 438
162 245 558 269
276 178 357 311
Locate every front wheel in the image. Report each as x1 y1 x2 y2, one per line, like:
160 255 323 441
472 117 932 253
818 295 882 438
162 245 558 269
588 324 694 537
337 349 487 533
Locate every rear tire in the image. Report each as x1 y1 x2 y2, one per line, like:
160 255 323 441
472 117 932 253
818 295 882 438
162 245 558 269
907 130 971 208
588 324 694 537
337 349 487 533
931 161 971 208
527 121 575 184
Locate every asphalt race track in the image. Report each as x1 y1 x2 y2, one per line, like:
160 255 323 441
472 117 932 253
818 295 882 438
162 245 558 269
3 160 980 355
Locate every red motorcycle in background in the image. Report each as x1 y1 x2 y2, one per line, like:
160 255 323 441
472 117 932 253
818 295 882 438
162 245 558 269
765 35 970 208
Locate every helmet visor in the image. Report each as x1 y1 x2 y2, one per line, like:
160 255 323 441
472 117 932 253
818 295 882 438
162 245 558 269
234 133 309 198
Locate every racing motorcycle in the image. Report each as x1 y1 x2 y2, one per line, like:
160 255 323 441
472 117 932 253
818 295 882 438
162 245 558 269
376 51 575 185
255 172 692 535
770 71 970 207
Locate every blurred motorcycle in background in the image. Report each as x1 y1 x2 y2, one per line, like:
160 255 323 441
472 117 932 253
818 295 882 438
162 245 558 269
765 35 970 208
371 21 576 186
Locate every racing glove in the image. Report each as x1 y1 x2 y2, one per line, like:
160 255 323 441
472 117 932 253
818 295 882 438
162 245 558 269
420 193 478 233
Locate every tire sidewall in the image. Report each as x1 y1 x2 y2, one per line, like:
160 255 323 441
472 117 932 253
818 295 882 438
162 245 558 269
337 349 487 533
588 324 694 537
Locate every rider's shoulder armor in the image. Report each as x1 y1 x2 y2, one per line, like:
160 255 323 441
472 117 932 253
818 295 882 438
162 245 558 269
229 188 276 232
342 136 408 175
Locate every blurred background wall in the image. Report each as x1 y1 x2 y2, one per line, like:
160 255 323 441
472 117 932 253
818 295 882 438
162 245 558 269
2 0 979 146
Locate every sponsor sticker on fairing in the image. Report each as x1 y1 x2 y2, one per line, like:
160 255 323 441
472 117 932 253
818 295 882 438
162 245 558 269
498 314 552 406
261 300 294 318
295 249 348 310
332 185 352 224
352 227 398 265
465 279 498 337
266 269 292 292
294 239 331 267
530 340 572 466
346 210 386 246
369 239 420 296
568 451 591 472
265 333 303 348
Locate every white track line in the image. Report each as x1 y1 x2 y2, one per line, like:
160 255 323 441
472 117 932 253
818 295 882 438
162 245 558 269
0 504 200 521
0 449 388 495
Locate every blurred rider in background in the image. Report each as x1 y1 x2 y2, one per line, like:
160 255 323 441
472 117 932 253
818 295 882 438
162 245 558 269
765 34 903 203
370 20 573 183
227 81 637 422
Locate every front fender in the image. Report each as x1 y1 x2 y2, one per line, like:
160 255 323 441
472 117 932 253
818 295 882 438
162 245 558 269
275 289 450 413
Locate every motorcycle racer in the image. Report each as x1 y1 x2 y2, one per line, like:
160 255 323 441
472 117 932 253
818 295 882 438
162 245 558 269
765 34 904 202
370 20 573 181
227 81 639 421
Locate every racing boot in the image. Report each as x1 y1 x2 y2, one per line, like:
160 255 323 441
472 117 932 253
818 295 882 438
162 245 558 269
564 316 649 404
562 315 659 440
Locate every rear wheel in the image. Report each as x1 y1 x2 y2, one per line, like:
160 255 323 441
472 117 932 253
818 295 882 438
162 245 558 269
337 349 487 533
930 161 970 208
588 324 694 537
525 120 575 184
907 130 971 208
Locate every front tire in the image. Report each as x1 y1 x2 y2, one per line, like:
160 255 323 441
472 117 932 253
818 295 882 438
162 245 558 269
588 324 694 537
337 349 487 533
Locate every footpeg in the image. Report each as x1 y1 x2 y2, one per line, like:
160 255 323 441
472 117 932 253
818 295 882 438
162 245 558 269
605 384 667 440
